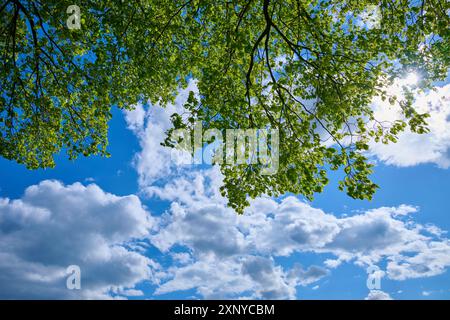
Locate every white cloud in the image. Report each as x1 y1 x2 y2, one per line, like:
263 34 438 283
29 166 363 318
0 180 159 299
139 166 449 298
156 254 327 299
124 80 198 187
357 5 381 30
386 239 450 280
148 172 450 293
365 290 393 300
369 82 450 168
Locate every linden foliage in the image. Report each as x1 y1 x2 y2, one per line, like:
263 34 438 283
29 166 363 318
1 1 449 213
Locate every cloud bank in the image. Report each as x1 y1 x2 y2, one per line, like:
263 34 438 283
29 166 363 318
0 180 158 299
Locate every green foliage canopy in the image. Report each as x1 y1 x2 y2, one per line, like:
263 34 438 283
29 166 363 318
1 0 449 213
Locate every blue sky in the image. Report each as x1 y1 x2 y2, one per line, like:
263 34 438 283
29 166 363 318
0 75 449 300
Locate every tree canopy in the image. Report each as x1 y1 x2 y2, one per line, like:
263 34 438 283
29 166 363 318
1 0 449 213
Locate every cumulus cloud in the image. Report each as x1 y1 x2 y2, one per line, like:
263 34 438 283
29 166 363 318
0 180 159 299
148 171 450 295
369 81 450 168
365 290 393 300
156 254 328 299
124 80 198 187
386 239 450 280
